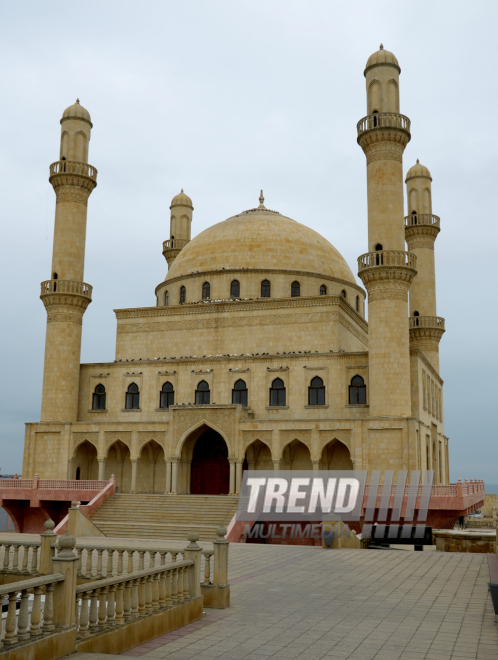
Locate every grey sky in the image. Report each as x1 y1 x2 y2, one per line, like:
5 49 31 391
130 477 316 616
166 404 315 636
1 1 496 483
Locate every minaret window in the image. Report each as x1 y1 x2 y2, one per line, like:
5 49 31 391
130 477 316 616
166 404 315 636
232 379 248 406
164 291 169 306
261 280 270 298
230 280 240 298
320 284 327 295
373 110 379 127
92 384 106 410
160 382 174 409
53 272 58 292
179 286 186 304
195 380 210 404
125 383 140 409
341 290 346 298
291 281 300 297
308 376 325 405
356 296 359 311
413 310 420 326
202 282 210 300
411 210 418 225
375 244 383 265
270 378 286 406
349 375 366 404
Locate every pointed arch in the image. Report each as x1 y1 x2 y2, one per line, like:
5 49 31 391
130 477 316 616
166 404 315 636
244 439 274 470
387 78 399 112
368 79 381 114
105 440 132 492
320 439 353 470
280 439 312 470
137 439 165 493
72 440 98 480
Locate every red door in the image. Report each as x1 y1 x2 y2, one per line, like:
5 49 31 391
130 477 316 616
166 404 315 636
190 430 230 495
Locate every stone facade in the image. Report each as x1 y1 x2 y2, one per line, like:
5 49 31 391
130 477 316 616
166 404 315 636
24 47 450 492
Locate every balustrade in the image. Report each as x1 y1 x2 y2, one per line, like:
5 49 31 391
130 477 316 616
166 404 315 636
40 279 93 299
202 550 213 585
49 160 97 181
358 250 416 272
409 316 445 330
357 112 410 137
162 238 189 253
0 541 40 574
405 214 440 228
75 544 185 579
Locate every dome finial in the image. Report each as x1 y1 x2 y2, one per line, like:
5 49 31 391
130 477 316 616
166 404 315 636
379 43 383 50
416 158 419 164
181 188 184 193
76 98 80 104
258 190 266 209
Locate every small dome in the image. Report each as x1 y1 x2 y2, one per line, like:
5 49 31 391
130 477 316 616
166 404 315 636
365 44 400 73
170 189 193 209
406 159 432 181
62 99 91 124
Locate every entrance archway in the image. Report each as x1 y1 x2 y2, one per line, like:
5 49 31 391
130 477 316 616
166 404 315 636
190 429 229 495
321 440 353 470
105 440 132 493
73 441 98 480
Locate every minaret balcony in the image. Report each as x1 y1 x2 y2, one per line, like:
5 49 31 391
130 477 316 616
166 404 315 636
405 214 440 228
409 316 445 331
358 250 416 272
40 279 92 300
49 160 97 183
163 238 190 252
357 112 411 138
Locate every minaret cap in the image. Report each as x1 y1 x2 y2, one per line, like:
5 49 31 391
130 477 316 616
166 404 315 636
405 159 432 182
364 45 400 76
170 189 193 210
61 99 92 127
258 190 266 209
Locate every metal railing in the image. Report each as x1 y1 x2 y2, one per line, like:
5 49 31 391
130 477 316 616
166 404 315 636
409 316 445 330
358 250 417 272
40 280 93 299
49 160 97 181
405 214 440 228
357 112 410 137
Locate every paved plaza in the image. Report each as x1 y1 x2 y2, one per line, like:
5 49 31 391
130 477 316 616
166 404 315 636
68 542 498 660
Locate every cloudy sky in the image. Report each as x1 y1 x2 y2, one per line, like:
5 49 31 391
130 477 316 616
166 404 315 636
0 1 496 484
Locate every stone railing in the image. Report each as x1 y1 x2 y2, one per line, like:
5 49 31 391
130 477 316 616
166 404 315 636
1 540 40 574
162 238 189 252
358 250 417 272
357 112 411 137
409 316 445 330
40 280 93 300
49 160 97 182
405 214 440 228
0 477 106 491
0 573 65 647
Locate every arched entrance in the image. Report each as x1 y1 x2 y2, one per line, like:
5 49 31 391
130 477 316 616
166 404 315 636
321 440 353 470
73 441 98 480
191 429 229 495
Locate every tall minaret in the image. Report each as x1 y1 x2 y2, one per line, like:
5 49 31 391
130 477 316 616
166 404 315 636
40 100 97 421
357 46 416 417
162 190 193 268
405 160 444 372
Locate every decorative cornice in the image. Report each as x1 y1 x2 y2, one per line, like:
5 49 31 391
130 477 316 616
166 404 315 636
405 224 440 247
359 265 417 290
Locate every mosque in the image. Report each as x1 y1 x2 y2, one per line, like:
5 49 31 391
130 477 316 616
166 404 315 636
23 45 447 496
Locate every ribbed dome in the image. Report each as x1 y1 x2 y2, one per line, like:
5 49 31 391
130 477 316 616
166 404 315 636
365 44 400 71
406 159 432 181
170 189 193 209
62 99 91 123
166 208 356 284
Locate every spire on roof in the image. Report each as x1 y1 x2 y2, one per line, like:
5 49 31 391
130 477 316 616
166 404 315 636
379 44 383 50
258 190 266 209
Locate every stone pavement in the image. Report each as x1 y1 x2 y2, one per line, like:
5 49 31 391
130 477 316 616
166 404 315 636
66 543 498 660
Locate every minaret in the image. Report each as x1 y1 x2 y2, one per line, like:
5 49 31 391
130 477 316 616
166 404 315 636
162 190 193 268
405 160 445 372
40 100 97 421
357 46 416 417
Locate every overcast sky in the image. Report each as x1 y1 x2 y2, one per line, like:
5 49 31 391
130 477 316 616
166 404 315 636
0 1 496 484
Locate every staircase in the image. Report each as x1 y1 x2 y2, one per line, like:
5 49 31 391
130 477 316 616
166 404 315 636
90 494 240 541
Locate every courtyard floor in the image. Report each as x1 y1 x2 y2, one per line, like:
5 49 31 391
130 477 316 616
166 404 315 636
68 542 498 660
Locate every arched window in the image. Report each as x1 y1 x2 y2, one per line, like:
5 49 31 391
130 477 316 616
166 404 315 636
291 281 300 297
341 289 346 298
230 280 240 298
375 244 383 265
232 379 248 406
125 383 140 409
179 286 186 304
373 109 379 127
202 282 210 300
320 284 327 296
411 209 418 225
413 310 420 327
308 376 325 405
53 272 58 292
261 280 270 298
160 382 174 409
349 375 366 404
164 291 169 306
92 384 106 410
195 380 210 404
270 378 286 406
355 295 359 312
76 467 81 480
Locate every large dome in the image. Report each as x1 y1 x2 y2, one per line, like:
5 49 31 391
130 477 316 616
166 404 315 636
165 206 356 284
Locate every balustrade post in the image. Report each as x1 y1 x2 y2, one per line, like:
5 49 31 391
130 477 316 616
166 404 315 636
89 590 99 631
203 553 212 585
31 545 39 573
138 576 146 615
30 586 43 636
184 531 202 598
78 592 90 636
2 543 11 571
171 568 178 603
107 584 117 625
107 548 114 577
177 566 184 602
40 519 56 575
145 575 153 612
17 588 31 640
165 569 172 606
159 571 166 606
152 573 160 610
127 550 134 574
51 531 79 628
12 544 20 571
124 581 133 621
4 591 19 644
131 579 139 618
98 586 108 628
115 583 125 625
117 549 124 575
44 582 55 631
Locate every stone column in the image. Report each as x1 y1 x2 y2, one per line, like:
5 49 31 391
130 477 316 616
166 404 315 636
235 460 244 494
131 459 138 493
229 460 236 495
98 458 106 481
67 458 74 480
165 459 172 494
171 458 179 494
312 459 320 471
272 459 281 471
